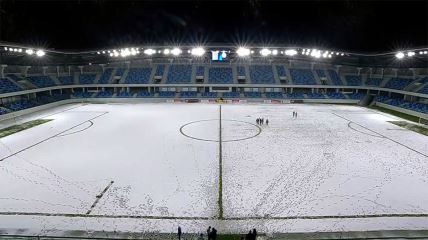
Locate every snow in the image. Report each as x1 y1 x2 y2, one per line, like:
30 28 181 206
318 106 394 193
0 102 427 235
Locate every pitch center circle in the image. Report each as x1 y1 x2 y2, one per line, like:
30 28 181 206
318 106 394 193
180 119 262 142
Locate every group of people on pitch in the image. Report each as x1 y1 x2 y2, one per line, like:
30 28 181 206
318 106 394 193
256 117 269 125
177 226 257 240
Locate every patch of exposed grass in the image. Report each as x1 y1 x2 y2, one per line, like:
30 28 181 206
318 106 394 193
369 105 420 123
0 119 53 138
388 121 428 136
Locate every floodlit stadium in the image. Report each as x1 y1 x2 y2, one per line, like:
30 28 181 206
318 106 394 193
0 1 428 240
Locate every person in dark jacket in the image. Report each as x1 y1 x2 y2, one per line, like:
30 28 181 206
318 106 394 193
207 226 211 240
253 229 257 240
211 228 217 240
177 226 182 240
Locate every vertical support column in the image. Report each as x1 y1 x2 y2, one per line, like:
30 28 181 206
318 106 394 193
0 65 6 78
56 66 60 77
42 66 48 76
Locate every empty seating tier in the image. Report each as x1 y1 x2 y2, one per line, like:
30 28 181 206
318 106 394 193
289 69 316 85
208 67 233 84
125 68 152 84
249 65 275 84
167 65 192 84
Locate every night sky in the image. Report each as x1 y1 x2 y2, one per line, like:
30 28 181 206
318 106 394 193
0 0 427 52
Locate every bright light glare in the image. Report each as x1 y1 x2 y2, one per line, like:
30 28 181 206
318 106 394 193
144 49 156 55
284 49 297 56
407 51 415 57
25 49 34 55
36 50 45 57
171 48 182 56
164 49 170 55
191 47 205 56
237 47 251 57
260 48 272 56
272 49 278 55
395 52 405 59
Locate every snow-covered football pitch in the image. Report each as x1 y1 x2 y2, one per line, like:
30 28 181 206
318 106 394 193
0 102 427 235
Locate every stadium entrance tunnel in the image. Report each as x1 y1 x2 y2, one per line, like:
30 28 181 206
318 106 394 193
180 119 262 142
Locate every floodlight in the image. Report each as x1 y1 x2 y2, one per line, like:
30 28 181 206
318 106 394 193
424 51 428 54
18 49 22 52
272 50 278 55
191 47 205 56
97 52 100 54
3 47 7 51
8 48 13 51
260 48 271 56
340 53 344 56
284 49 297 56
395 52 405 59
120 48 131 57
237 47 251 57
36 50 45 57
109 53 114 57
144 49 156 55
114 52 119 57
407 51 415 57
171 48 182 56
25 49 34 55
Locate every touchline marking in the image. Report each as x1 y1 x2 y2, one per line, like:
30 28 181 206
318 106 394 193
0 212 427 220
218 105 224 219
333 113 428 158
0 111 109 162
86 181 114 215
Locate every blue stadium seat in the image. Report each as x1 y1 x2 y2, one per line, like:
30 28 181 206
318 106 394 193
96 91 113 98
306 92 325 99
117 91 132 98
209 68 233 84
98 69 114 84
244 92 261 98
327 70 343 85
155 65 165 76
79 74 96 84
158 91 176 98
237 66 246 76
115 68 125 77
326 92 346 99
286 92 305 99
73 90 93 98
376 96 428 114
0 78 21 93
347 93 365 99
167 65 192 84
384 78 413 90
345 75 362 86
137 91 154 98
196 66 205 76
249 65 275 84
315 69 326 78
366 78 382 86
289 69 316 85
276 65 287 77
125 68 152 84
201 92 218 98
180 91 198 98
265 92 284 99
27 76 56 88
222 91 240 98
58 76 74 85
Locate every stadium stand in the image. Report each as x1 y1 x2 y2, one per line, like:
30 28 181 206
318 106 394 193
79 74 96 84
383 78 413 90
73 90 93 98
345 75 362 86
222 91 240 98
326 92 346 99
201 92 218 98
125 68 152 84
276 65 287 78
196 66 205 76
209 67 233 84
180 91 198 98
289 69 316 85
244 92 262 98
376 96 428 114
58 76 74 85
265 92 284 99
315 69 327 78
6 74 22 81
155 65 165 76
327 70 344 85
306 92 326 99
96 90 114 98
27 76 56 88
0 78 21 93
137 91 154 98
115 68 125 77
366 78 383 86
286 92 305 99
249 65 275 84
117 91 132 98
167 65 192 84
237 66 246 76
98 69 114 84
158 91 176 98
